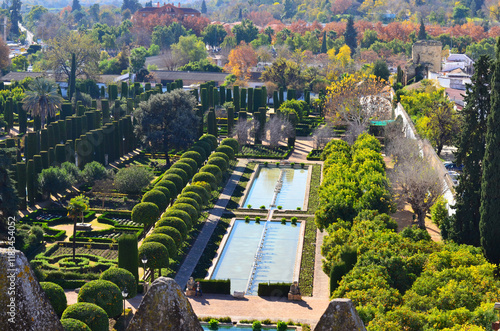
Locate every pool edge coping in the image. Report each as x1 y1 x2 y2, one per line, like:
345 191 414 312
240 163 262 208
206 217 237 280
302 165 313 211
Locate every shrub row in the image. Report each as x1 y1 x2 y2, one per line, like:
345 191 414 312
257 282 292 298
195 279 231 294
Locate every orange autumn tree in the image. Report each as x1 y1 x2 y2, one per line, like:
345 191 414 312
224 42 257 81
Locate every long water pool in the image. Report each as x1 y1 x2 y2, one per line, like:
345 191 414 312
211 220 301 295
243 167 309 210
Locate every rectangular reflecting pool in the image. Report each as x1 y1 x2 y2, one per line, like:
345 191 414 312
211 220 301 295
243 166 309 210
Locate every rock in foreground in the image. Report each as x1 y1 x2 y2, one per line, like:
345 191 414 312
314 298 366 331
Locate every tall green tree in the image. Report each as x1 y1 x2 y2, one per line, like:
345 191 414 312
320 31 327 54
67 195 88 261
202 24 227 48
232 19 258 44
134 89 199 165
9 0 22 38
22 78 63 129
72 0 82 12
122 0 141 13
282 0 296 20
449 56 491 246
201 0 207 14
372 59 390 81
480 39 500 264
344 16 357 55
0 147 19 232
418 17 427 40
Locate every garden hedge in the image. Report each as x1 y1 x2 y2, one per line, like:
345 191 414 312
151 186 170 203
131 202 159 229
60 318 92 331
178 192 203 207
77 280 122 318
166 168 189 186
181 151 203 167
162 173 184 193
152 226 183 249
200 134 217 150
40 281 67 316
138 242 169 270
193 140 212 156
215 145 235 160
209 151 229 163
62 302 109 331
141 190 168 213
156 180 177 198
100 267 137 298
170 161 193 178
143 233 177 258
118 233 139 282
177 157 198 174
156 217 187 240
257 282 292 298
181 185 210 206
220 138 239 154
199 164 222 183
195 279 230 294
188 145 207 161
207 157 228 173
162 209 192 230
170 203 199 225
174 197 200 211
192 172 217 190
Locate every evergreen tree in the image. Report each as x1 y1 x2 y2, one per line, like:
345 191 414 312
450 56 491 246
238 8 243 20
201 0 207 14
72 0 82 12
418 18 427 40
344 16 357 55
122 0 142 13
320 31 327 54
0 147 19 232
282 0 296 20
9 0 22 37
372 59 390 81
480 40 500 264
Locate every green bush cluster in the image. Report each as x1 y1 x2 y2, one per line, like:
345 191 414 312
100 267 137 298
77 280 123 318
62 302 109 331
40 282 67 316
195 279 231 294
114 165 153 194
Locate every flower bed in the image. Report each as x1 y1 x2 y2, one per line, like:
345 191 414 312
71 227 143 243
97 212 141 228
306 149 322 161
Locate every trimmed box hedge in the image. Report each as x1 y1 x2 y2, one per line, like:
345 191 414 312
195 279 231 294
306 149 322 161
257 282 292 298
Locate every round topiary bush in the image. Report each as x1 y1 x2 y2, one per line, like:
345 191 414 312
171 161 193 178
171 203 199 225
138 242 169 270
156 217 187 240
152 226 183 248
62 303 108 331
156 180 177 198
182 185 210 206
162 209 192 230
131 202 159 229
40 282 67 316
188 145 207 161
143 233 177 258
166 168 189 186
207 157 228 173
192 181 212 195
200 134 217 150
215 145 235 160
178 192 203 207
100 267 137 299
181 151 203 167
174 196 200 211
199 164 222 183
60 318 92 331
162 173 184 193
193 140 212 156
209 151 229 163
153 186 171 202
192 172 217 190
141 190 168 212
221 137 239 154
77 280 122 318
178 157 198 174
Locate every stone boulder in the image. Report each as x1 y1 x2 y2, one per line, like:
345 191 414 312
0 248 64 331
127 277 202 331
314 298 366 331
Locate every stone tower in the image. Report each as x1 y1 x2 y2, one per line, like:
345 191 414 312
406 40 442 83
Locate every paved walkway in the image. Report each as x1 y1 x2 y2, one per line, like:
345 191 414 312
174 159 249 289
288 136 315 163
312 229 330 299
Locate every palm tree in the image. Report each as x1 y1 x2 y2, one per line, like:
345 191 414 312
22 77 63 129
67 195 89 261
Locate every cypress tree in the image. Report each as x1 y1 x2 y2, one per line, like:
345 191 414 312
61 102 72 119
247 88 253 113
102 99 110 123
320 31 327 53
273 91 280 111
18 102 26 134
69 53 76 101
118 233 139 282
201 88 208 111
219 86 226 104
238 111 247 122
121 82 128 98
26 132 37 160
26 159 35 206
227 107 234 135
418 17 427 40
450 56 491 246
253 88 261 113
226 88 232 102
344 16 357 55
196 106 204 138
40 151 49 169
213 88 219 106
480 39 500 264
208 85 214 108
16 161 26 208
207 108 217 136
241 88 247 109
254 111 262 144
261 86 267 107
233 86 240 113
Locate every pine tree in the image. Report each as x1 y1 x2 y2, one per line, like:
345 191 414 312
9 0 22 37
72 0 82 12
344 16 357 55
418 18 427 40
69 53 76 101
238 8 243 20
201 0 207 14
320 31 327 54
480 39 500 264
449 56 491 246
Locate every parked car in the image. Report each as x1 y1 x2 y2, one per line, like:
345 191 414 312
444 162 463 172
448 171 459 186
